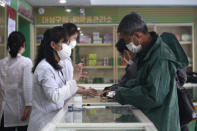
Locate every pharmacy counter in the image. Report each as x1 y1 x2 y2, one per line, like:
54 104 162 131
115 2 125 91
41 100 157 131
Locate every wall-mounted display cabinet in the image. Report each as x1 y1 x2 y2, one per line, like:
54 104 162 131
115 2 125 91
34 23 195 84
0 6 6 59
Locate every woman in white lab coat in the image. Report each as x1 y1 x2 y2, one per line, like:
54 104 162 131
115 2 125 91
0 31 32 131
61 23 79 81
62 23 96 94
27 26 97 131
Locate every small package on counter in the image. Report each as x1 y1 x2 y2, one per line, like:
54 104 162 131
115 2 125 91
106 91 116 98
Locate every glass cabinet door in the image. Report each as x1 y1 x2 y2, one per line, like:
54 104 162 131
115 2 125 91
116 24 194 82
156 24 193 69
75 25 115 84
0 6 5 59
35 26 52 57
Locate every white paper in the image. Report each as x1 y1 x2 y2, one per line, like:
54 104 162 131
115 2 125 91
8 17 15 36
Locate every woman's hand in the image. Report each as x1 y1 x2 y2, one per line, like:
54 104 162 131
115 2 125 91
78 86 86 89
73 64 82 81
77 88 98 97
21 106 32 121
73 63 88 81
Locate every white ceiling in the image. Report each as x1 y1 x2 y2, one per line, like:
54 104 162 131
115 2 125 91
26 0 91 6
26 0 197 7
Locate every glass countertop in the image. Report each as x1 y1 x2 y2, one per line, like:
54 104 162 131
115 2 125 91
56 106 145 131
65 106 139 123
43 102 157 131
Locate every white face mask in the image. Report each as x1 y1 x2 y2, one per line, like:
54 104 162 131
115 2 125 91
126 42 142 54
124 57 133 65
69 40 77 49
57 44 71 60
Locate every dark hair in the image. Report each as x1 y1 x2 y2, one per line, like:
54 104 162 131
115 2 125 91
7 31 25 58
116 39 129 54
63 23 79 37
117 12 148 35
32 26 65 73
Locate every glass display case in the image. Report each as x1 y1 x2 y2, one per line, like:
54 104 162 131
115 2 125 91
41 102 157 131
0 6 6 59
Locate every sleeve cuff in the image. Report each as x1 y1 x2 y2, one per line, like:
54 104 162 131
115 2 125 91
115 89 125 105
68 80 78 95
25 103 32 106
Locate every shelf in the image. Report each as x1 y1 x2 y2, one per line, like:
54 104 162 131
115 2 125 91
118 66 126 69
83 66 113 69
180 41 192 45
0 44 5 47
77 43 112 47
36 43 113 47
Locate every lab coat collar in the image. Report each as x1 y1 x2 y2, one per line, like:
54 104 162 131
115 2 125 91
8 53 22 59
17 54 22 57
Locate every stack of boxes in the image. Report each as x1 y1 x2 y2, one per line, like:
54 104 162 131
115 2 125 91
104 34 113 43
88 54 97 66
79 35 91 44
93 32 102 44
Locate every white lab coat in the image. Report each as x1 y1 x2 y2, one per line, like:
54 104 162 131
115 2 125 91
27 59 78 131
60 58 75 104
60 57 73 81
0 54 32 127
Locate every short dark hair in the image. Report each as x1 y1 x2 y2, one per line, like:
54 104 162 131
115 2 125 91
117 12 148 35
7 31 25 58
116 39 129 54
63 23 79 37
32 26 65 73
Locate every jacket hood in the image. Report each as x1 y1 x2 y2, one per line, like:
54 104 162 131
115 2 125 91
160 32 189 69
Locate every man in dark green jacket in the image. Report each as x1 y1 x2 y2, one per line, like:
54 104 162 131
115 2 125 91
115 12 188 131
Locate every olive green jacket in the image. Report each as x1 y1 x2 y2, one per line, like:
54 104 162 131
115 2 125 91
115 33 188 131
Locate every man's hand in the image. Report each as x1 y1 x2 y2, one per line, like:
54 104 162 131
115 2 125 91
100 90 111 97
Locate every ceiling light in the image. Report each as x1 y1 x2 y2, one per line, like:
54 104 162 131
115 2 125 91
77 27 80 30
65 8 71 13
59 0 66 4
38 8 45 15
0 2 5 7
0 0 6 7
